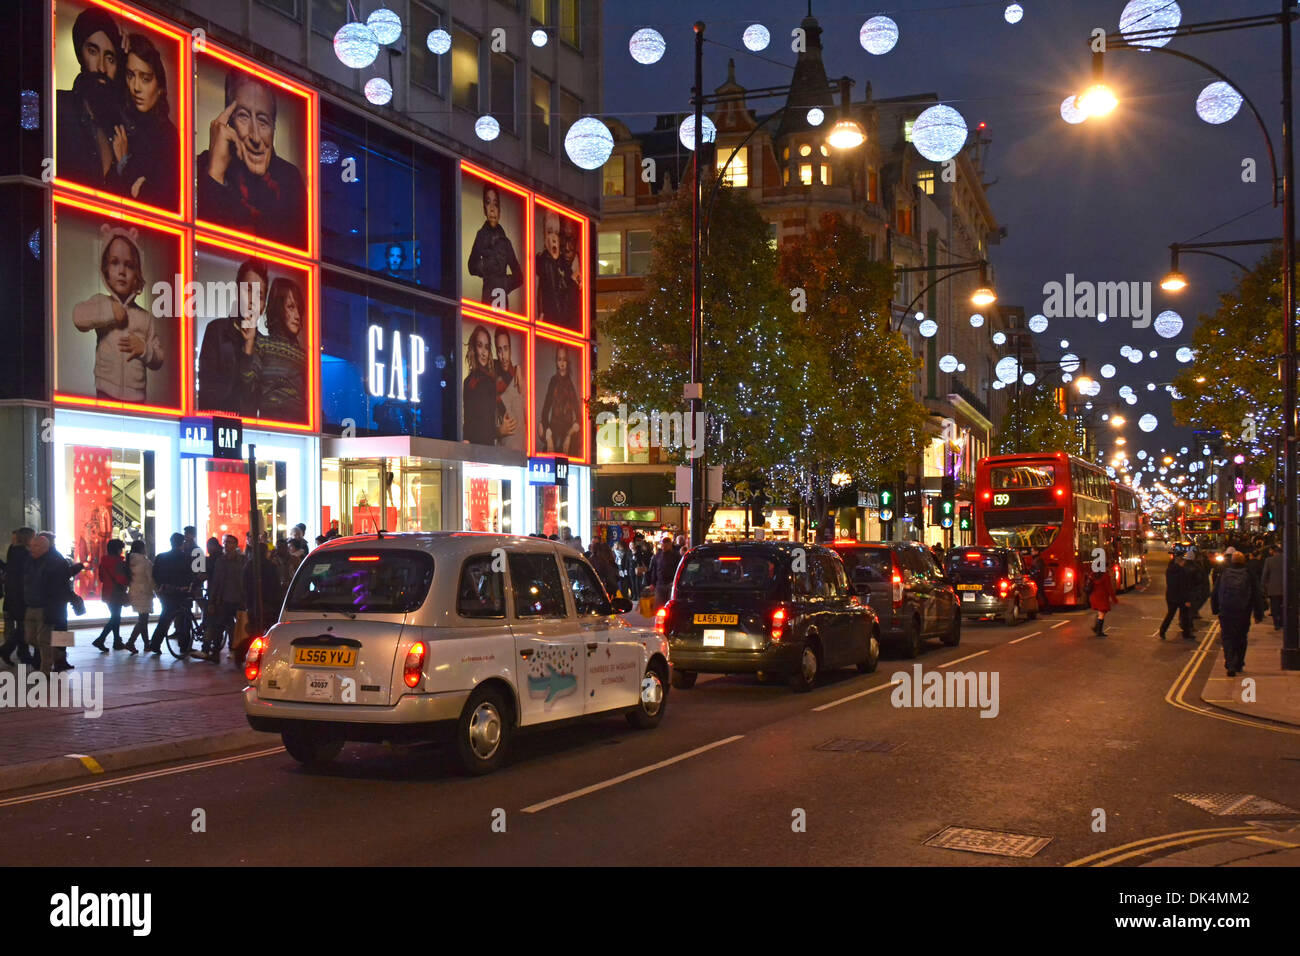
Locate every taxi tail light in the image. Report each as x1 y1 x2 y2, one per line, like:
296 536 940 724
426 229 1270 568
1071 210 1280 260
403 641 426 688
891 554 905 609
244 635 268 683
655 602 671 635
770 605 789 642
998 578 1011 596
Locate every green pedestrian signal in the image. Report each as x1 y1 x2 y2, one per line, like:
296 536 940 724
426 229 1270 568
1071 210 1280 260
958 505 972 531
878 485 895 523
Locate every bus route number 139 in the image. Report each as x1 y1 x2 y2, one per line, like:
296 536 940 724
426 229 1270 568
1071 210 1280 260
992 493 1011 506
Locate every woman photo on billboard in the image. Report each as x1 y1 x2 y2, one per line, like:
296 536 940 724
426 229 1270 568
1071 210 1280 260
462 324 501 446
246 276 307 422
72 227 163 403
540 343 580 456
106 32 178 208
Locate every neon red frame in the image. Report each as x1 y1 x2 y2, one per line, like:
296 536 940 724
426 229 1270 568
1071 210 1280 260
531 327 590 464
461 305 534 452
50 0 192 222
192 233 318 432
192 41 318 260
532 194 590 339
52 194 190 416
460 160 532 325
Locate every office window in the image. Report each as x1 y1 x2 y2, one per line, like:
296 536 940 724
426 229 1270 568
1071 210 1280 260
627 230 651 275
598 231 622 275
452 28 480 112
311 0 346 37
490 52 516 133
720 146 748 187
559 0 580 48
257 0 300 19
897 206 913 234
410 3 443 94
559 89 581 147
531 73 552 152
917 169 935 195
868 167 879 203
602 155 625 196
531 0 550 24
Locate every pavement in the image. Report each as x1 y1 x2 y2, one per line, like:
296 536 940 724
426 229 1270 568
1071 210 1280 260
1196 620 1300 727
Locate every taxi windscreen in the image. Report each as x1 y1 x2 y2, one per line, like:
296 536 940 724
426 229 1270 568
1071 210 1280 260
285 550 434 615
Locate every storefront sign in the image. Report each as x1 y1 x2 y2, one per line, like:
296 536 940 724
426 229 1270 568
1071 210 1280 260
367 325 427 402
528 456 568 485
180 416 242 459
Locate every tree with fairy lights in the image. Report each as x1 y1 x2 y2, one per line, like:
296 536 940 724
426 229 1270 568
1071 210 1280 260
994 385 1082 456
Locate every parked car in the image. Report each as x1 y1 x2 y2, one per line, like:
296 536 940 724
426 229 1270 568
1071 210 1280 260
946 546 1040 625
659 542 879 693
828 541 960 657
243 533 670 775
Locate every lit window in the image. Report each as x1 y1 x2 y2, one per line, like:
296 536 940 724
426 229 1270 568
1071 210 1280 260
531 0 549 24
868 168 879 203
782 146 790 160
627 230 651 274
820 165 830 186
819 144 828 157
559 0 580 48
917 169 935 195
598 231 622 275
721 146 749 188
799 143 812 157
904 119 915 142
452 28 479 112
799 163 813 185
602 155 625 196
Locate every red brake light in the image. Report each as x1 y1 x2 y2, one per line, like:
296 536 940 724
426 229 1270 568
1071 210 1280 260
655 605 669 635
998 578 1011 595
403 641 426 688
1065 568 1074 579
244 635 268 683
891 565 904 610
348 555 381 562
771 606 788 642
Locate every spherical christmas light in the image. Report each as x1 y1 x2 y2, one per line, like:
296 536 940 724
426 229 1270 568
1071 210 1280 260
996 356 1021 384
860 16 899 55
939 354 959 373
911 104 968 162
743 23 771 51
1149 349 1159 358
1119 344 1133 357
1097 312 1109 323
957 362 966 372
1146 382 1156 391
564 116 614 169
1138 450 1148 460
992 330 1007 346
1127 349 1143 364
992 380 1006 390
1119 0 1181 49
1180 446 1188 454
475 115 500 141
1059 339 1070 349
532 28 549 47
1028 314 1049 333
1062 372 1073 383
1196 81 1243 125
806 107 825 127
334 22 379 69
967 313 985 328
629 28 666 65
678 114 717 151
1081 377 1102 397
1022 371 1037 385
1139 413 1159 432
364 77 393 105
1060 352 1080 373
366 8 402 45
1005 3 1024 25
1125 393 1138 405
918 318 939 338
1176 346 1195 363
1100 363 1116 378
426 29 451 54
1153 310 1183 338
1061 95 1087 125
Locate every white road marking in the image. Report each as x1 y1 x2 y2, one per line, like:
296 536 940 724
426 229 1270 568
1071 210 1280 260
521 735 744 813
1009 631 1042 645
813 680 901 712
1051 621 1069 629
0 747 284 809
939 650 989 668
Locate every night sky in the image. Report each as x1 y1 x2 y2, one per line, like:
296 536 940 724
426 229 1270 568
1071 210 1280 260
601 0 1294 469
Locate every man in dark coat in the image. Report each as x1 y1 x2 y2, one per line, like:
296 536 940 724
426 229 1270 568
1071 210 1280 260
150 532 198 654
1 528 35 665
1158 549 1194 641
1212 550 1263 677
24 532 83 674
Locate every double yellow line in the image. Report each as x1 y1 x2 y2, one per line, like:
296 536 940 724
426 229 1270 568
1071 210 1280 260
1066 825 1263 867
1165 621 1300 736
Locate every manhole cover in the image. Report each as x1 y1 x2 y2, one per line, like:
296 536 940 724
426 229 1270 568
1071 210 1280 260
814 739 901 753
923 826 1052 858
1174 793 1298 816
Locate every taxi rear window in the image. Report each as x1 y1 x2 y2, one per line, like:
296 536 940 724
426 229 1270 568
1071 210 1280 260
947 550 1005 573
285 550 434 615
678 552 778 591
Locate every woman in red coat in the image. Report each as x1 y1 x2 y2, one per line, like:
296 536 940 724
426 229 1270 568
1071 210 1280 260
92 539 130 651
1087 553 1118 637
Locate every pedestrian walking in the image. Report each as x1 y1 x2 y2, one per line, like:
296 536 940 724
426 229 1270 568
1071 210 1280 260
124 539 155 653
92 538 129 651
1212 550 1263 677
1086 554 1117 637
150 532 197 654
1158 548 1194 640
24 531 84 674
588 541 621 597
201 534 245 664
648 536 679 610
0 528 35 666
1260 544 1283 629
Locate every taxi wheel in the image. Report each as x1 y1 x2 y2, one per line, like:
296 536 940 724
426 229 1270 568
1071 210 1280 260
941 611 961 647
455 687 511 776
857 631 881 673
900 618 922 659
1004 600 1020 627
282 728 343 769
626 665 667 729
789 640 820 693
671 669 698 690
1027 599 1039 621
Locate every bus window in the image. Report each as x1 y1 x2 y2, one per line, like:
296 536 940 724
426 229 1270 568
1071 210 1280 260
989 465 1055 489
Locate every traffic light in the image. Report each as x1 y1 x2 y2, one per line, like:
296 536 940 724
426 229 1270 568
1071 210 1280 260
958 505 972 531
1263 499 1275 524
939 476 956 530
878 484 895 523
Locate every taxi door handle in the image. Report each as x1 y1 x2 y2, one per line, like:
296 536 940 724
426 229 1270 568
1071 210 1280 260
519 649 535 660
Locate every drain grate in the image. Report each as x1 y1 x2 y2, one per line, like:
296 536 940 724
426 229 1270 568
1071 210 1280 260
1174 793 1298 816
923 826 1052 858
814 738 902 753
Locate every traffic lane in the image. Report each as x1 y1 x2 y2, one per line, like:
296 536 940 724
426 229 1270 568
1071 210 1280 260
0 616 1046 866
459 590 1298 866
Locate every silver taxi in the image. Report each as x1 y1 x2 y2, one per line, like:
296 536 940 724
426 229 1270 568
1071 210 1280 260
243 533 670 774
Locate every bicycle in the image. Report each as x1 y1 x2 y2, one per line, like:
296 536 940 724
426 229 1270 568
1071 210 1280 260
163 595 211 660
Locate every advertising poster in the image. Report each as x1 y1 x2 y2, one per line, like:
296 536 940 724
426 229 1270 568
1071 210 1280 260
533 334 588 462
460 162 529 319
193 241 314 428
53 197 185 412
194 45 313 254
53 0 187 218
205 458 249 542
460 314 529 451
69 445 114 599
533 197 587 335
320 273 456 440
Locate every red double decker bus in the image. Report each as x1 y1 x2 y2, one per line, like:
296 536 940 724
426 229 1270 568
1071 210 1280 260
974 452 1145 607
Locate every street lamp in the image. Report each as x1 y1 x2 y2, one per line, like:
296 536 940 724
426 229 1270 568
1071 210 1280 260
1078 4 1300 669
1160 238 1274 291
891 260 997 332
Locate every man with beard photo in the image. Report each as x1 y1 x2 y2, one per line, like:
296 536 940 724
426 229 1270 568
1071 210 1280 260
198 257 267 417
467 185 522 309
462 324 500 446
197 68 306 248
540 343 581 457
536 211 578 329
57 7 124 188
494 328 525 451
106 32 178 208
